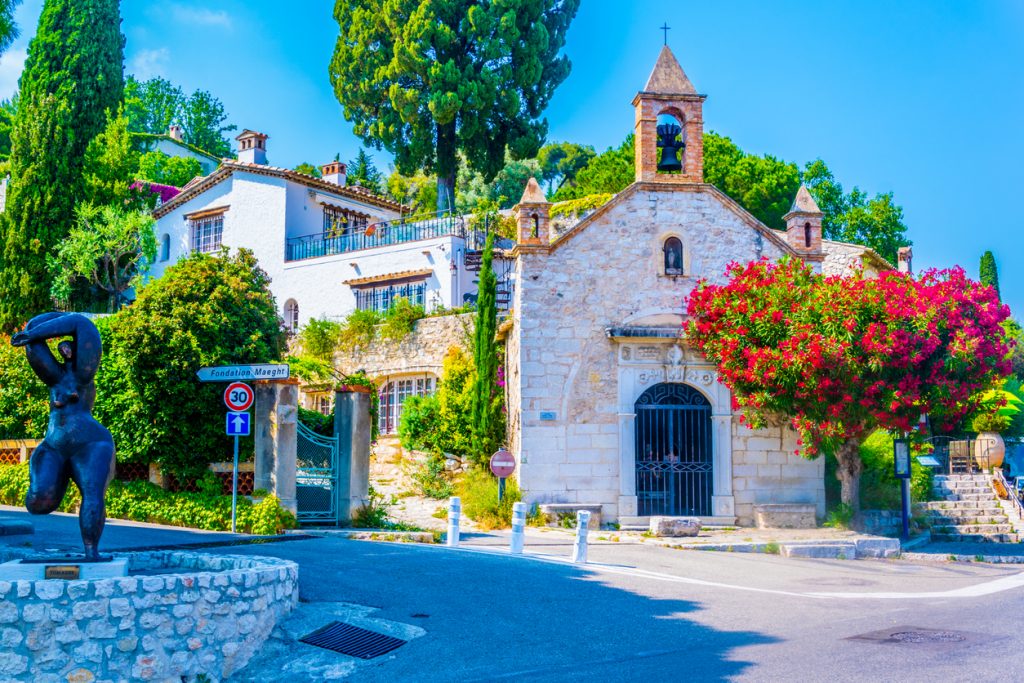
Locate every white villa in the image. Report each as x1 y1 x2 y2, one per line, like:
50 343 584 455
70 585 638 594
150 130 508 333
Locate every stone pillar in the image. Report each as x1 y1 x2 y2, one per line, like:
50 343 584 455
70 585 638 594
254 379 299 514
335 387 371 523
711 414 735 519
617 410 638 517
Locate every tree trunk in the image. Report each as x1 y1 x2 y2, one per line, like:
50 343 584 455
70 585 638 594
435 122 457 214
834 437 864 522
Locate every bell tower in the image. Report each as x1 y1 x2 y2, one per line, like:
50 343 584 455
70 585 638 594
783 184 823 256
633 46 706 184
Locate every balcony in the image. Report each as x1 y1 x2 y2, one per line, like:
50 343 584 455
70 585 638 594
286 211 466 262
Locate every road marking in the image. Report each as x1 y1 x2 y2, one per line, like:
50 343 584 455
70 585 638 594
410 542 1024 601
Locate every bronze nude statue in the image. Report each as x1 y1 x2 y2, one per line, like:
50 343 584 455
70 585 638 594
11 312 116 560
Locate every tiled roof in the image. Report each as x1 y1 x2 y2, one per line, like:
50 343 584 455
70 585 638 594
343 269 433 287
518 177 547 204
787 184 822 215
643 45 698 95
152 160 406 218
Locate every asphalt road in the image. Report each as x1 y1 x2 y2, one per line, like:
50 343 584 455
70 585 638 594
3 510 1024 682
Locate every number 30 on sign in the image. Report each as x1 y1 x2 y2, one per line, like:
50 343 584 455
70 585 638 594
223 382 254 412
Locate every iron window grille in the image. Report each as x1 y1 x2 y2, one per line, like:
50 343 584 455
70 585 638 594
191 215 223 253
355 282 427 313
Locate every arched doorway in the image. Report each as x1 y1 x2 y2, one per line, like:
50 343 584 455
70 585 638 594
635 383 713 516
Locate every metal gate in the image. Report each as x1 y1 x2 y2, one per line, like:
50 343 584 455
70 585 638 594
296 421 340 524
635 383 713 516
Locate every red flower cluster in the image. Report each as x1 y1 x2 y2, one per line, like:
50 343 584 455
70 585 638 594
685 258 1012 457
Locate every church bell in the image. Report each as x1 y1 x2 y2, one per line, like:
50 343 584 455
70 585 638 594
656 122 684 173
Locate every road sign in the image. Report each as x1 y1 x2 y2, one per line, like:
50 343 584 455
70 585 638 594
490 448 516 478
196 364 290 383
223 382 254 412
226 412 251 437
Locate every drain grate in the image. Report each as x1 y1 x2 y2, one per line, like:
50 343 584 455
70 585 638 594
890 630 966 644
300 621 407 659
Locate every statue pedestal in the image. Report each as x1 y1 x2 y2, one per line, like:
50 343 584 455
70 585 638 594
0 558 128 580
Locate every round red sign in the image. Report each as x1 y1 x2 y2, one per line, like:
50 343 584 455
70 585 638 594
489 448 516 478
223 382 254 412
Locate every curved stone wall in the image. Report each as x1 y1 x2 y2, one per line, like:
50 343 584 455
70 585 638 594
0 549 298 681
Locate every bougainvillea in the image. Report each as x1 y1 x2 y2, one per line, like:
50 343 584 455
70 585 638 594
686 257 1012 513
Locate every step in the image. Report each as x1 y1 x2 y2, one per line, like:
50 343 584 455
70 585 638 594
934 485 991 494
920 501 1003 512
931 524 1014 535
934 476 990 483
937 493 995 502
925 515 1009 525
931 533 1020 544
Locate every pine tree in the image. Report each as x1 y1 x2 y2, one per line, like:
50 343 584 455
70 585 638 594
346 148 383 195
471 230 503 465
0 0 124 329
980 250 1000 300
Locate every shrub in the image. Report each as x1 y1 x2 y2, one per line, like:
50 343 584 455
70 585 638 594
410 453 455 499
351 485 391 528
298 317 343 361
859 430 934 508
298 407 333 436
398 347 474 456
337 309 381 351
458 467 521 530
93 249 284 479
380 297 424 341
0 334 50 439
550 193 612 218
0 464 297 534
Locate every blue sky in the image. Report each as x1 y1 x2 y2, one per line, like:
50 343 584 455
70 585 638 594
0 0 1021 315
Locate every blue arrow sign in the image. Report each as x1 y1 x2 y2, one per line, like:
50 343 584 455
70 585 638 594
226 411 250 437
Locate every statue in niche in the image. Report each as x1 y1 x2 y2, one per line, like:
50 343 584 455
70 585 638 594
663 236 683 276
11 313 116 561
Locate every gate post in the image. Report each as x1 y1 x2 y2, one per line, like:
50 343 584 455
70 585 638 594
335 386 372 524
254 379 299 515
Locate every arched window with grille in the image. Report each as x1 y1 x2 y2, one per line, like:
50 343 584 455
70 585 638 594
284 299 299 333
378 376 437 434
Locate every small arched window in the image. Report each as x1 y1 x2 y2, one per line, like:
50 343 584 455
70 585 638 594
284 299 299 333
663 237 683 276
804 222 812 248
160 234 171 262
530 212 539 238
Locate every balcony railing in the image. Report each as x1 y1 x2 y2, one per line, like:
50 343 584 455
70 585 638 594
286 211 466 262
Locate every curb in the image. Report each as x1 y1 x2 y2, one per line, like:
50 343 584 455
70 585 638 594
289 528 437 543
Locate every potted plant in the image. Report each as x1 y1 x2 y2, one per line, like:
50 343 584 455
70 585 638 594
970 388 1023 469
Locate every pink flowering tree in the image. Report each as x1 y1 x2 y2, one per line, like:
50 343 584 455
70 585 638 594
686 258 1012 515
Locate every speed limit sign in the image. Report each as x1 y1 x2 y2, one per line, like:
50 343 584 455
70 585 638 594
223 382 254 412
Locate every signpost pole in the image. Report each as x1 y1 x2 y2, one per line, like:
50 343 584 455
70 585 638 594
894 436 911 541
498 477 505 503
231 435 239 534
900 478 911 541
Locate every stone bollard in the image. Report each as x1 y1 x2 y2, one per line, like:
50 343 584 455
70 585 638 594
447 496 461 547
571 510 591 564
510 502 527 554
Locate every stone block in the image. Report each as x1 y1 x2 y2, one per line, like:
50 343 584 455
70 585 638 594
746 437 783 451
853 537 901 559
754 504 817 529
781 543 857 559
649 517 701 537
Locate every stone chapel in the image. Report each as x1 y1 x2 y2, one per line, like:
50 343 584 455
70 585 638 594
502 46 901 526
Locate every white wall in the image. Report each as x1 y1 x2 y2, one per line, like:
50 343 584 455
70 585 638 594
151 138 219 175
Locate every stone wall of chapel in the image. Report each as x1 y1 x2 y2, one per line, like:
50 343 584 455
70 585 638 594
731 419 826 525
514 187 787 514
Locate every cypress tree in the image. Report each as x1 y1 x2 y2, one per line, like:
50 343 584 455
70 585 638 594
471 230 502 465
0 0 124 329
979 250 1000 301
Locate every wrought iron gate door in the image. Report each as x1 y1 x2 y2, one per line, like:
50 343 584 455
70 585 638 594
296 421 340 524
635 383 713 516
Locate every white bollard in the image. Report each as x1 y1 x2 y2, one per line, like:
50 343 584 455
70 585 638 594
571 510 591 564
446 496 461 547
510 502 527 554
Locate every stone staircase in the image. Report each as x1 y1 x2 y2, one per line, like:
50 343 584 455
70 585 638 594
920 474 1020 543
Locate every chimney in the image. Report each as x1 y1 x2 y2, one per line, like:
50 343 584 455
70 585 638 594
321 161 347 186
897 246 913 274
235 129 269 165
168 124 183 141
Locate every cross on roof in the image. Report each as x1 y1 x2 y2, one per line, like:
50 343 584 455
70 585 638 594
660 23 670 45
